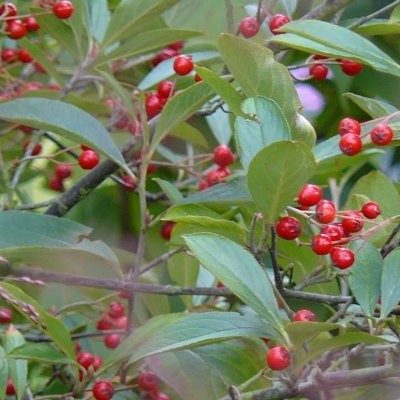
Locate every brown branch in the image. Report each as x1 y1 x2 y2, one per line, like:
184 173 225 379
301 0 357 21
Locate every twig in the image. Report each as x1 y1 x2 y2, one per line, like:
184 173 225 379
301 0 357 21
139 247 184 276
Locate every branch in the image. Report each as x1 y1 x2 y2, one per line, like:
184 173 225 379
302 0 357 21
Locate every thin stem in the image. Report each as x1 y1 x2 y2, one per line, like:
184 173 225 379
347 0 400 29
301 0 357 21
139 247 184 276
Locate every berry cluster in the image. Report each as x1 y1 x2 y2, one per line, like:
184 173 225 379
198 144 235 191
151 41 184 67
275 183 382 270
337 117 394 156
137 371 170 400
49 163 73 192
145 80 175 119
96 301 127 349
309 56 363 81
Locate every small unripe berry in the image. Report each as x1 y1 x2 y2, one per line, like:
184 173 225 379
275 216 301 240
266 346 291 370
239 17 260 38
361 201 381 219
92 380 114 400
293 309 317 322
213 145 235 167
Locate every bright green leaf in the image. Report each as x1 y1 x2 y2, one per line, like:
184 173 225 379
0 98 127 170
247 141 316 223
344 93 397 118
107 312 281 366
381 250 400 318
183 234 286 339
153 178 184 203
0 347 8 400
354 19 400 36
285 322 339 349
235 97 291 170
348 241 383 317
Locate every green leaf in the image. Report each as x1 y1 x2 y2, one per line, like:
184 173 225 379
148 339 265 400
381 250 400 318
97 29 202 66
4 327 27 400
354 19 400 36
183 234 286 338
107 312 281 366
0 211 120 274
247 141 316 223
150 82 214 152
167 122 209 149
8 343 77 366
153 178 184 203
85 0 111 42
272 20 400 78
344 93 397 118
235 97 291 170
138 51 219 90
206 107 232 145
194 66 248 118
180 177 251 206
0 283 75 360
218 34 302 130
285 322 339 349
102 0 179 48
0 347 8 400
348 241 383 317
19 38 64 85
164 204 222 221
0 98 127 169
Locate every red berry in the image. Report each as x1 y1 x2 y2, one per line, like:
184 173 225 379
340 59 363 76
121 175 136 191
108 302 125 319
338 117 361 136
309 64 328 81
266 346 291 370
97 317 114 331
138 371 158 394
23 140 42 155
115 316 128 330
18 48 32 63
361 201 381 219
80 144 93 151
157 80 174 99
315 200 336 224
213 144 235 167
206 167 231 186
173 55 194 76
77 351 95 370
160 221 175 240
194 73 202 82
341 211 363 234
151 47 179 67
297 184 322 207
198 180 209 191
311 234 333 255
239 17 260 38
330 247 355 269
23 15 40 32
6 378 16 395
145 93 163 119
92 356 103 371
1 47 17 63
78 150 100 170
339 133 362 156
7 19 27 40
320 223 345 243
49 175 64 192
168 41 184 50
104 333 121 349
0 307 13 323
370 124 393 146
55 163 72 180
92 380 114 400
268 14 291 35
293 309 317 322
0 2 17 17
53 1 74 19
275 216 301 240
313 54 329 60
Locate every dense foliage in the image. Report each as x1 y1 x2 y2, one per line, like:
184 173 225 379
1 1 400 399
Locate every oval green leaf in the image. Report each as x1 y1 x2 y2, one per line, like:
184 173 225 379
381 249 400 318
247 141 316 223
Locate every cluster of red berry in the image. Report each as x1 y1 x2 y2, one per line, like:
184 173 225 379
338 117 394 156
309 56 363 81
96 301 128 349
275 183 381 269
0 1 73 41
239 13 292 38
151 41 184 67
